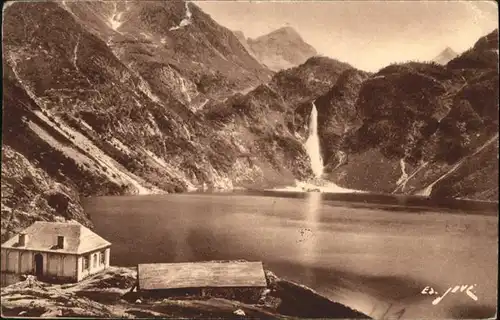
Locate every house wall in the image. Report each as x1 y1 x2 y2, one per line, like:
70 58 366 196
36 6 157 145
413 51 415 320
77 247 110 281
105 248 110 267
0 249 78 283
45 253 77 280
19 251 32 274
1 249 6 272
4 249 21 273
1 246 110 283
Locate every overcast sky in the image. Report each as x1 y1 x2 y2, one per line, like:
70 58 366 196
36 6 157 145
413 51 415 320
194 1 498 72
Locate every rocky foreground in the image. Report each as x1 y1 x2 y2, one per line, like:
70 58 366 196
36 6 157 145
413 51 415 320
1 267 369 319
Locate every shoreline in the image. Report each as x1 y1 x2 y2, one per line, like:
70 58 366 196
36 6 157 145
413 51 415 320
1 266 370 319
83 188 499 214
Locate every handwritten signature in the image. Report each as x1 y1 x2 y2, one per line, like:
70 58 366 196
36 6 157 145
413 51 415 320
421 285 478 305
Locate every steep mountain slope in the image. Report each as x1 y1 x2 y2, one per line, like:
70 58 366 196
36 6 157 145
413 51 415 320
63 1 272 104
233 30 256 60
206 55 355 158
236 27 318 72
315 69 372 167
315 29 498 200
0 1 294 241
432 47 458 65
201 26 498 201
1 1 497 243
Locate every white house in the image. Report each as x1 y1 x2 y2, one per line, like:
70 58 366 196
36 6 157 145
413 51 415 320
1 221 111 286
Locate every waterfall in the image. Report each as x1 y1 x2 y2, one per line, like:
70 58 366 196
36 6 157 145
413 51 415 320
179 77 191 103
304 102 324 178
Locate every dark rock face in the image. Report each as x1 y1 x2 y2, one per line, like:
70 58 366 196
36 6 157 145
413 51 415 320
271 56 353 106
315 69 371 166
317 29 498 199
448 28 498 71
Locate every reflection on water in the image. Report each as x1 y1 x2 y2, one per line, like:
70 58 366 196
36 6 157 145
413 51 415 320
300 192 322 283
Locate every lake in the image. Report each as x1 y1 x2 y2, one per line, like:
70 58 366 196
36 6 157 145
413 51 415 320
84 191 498 319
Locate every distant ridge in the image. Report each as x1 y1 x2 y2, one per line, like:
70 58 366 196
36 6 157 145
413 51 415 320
432 47 458 65
235 26 318 71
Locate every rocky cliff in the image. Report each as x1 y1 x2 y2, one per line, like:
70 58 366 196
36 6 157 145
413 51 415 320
236 27 318 72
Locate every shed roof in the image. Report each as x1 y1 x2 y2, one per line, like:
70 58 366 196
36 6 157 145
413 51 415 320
138 261 268 290
1 221 111 255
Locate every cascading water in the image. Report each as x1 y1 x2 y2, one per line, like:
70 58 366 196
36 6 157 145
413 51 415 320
304 102 324 178
272 105 358 192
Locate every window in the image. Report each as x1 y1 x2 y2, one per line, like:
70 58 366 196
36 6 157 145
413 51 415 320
100 251 105 265
83 256 89 270
93 254 97 268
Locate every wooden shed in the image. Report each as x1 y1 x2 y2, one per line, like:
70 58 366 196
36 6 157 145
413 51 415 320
137 261 268 303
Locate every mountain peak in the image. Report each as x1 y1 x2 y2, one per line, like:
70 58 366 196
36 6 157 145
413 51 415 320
442 47 457 55
233 30 246 41
432 46 458 65
254 26 303 42
273 26 300 35
246 26 317 71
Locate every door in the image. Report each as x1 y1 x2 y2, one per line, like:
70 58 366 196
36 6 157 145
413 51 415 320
34 253 43 277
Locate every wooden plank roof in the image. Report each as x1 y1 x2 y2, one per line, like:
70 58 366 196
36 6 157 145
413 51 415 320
137 261 268 290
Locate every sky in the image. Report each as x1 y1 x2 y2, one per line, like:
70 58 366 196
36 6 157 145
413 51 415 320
194 1 498 72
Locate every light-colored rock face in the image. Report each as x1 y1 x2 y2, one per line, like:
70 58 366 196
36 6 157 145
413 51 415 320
235 27 318 72
432 47 458 65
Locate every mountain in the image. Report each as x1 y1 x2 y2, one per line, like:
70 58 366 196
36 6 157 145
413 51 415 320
1 0 497 244
432 47 458 65
315 29 499 199
0 1 300 241
62 1 273 102
233 30 247 44
226 29 498 200
448 28 499 70
235 27 318 72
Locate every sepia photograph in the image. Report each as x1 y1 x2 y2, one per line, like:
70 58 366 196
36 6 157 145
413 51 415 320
1 0 498 319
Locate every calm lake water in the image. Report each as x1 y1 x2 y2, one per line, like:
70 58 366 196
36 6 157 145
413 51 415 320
84 191 498 319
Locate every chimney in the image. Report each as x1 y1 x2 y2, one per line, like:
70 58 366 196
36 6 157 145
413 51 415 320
57 236 65 249
18 233 27 246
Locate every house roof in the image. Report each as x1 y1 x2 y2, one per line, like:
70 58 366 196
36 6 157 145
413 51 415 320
138 261 268 290
1 221 111 255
